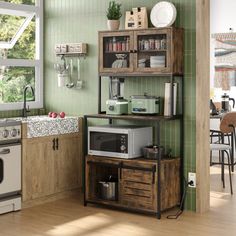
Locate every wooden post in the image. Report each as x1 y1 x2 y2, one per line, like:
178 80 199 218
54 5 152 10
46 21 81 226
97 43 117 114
196 0 210 213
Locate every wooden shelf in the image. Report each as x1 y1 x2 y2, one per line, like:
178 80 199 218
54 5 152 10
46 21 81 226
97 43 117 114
99 72 184 77
86 27 184 219
104 51 129 54
85 113 183 121
139 49 167 53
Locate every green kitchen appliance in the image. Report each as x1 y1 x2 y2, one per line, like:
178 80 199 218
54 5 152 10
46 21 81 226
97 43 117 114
131 95 160 114
106 98 128 115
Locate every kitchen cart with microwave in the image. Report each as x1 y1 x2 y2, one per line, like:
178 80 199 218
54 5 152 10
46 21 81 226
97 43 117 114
84 27 184 219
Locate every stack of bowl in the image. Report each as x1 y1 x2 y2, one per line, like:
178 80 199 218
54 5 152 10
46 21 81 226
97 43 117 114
138 58 146 68
150 55 165 68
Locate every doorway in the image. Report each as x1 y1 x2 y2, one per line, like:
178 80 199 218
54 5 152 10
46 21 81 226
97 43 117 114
209 0 236 212
197 0 236 213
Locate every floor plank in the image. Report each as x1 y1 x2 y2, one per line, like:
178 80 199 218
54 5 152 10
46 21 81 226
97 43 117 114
0 166 235 236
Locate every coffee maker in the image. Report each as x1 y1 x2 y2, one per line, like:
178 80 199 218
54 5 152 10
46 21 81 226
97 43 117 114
221 93 235 112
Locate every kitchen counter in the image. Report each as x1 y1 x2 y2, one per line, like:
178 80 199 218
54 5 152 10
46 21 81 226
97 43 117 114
1 116 80 138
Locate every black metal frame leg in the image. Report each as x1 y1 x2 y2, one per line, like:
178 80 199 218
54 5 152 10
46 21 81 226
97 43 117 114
231 132 234 172
84 115 88 206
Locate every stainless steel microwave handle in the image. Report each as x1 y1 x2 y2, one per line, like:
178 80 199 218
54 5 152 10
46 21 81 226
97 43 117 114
0 149 10 155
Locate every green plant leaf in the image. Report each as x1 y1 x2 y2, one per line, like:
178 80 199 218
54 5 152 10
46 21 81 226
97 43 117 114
106 1 122 20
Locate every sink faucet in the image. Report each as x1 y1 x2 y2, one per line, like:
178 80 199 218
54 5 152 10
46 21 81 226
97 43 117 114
22 85 35 117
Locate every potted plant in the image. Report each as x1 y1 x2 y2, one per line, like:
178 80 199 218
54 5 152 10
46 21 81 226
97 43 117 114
106 1 122 30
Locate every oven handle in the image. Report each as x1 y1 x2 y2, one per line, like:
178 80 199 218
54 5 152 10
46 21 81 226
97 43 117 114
0 149 10 155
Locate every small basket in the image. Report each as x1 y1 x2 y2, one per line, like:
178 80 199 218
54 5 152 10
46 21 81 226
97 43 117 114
143 145 165 160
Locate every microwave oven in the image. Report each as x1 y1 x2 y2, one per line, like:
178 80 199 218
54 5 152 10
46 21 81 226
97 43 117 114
88 125 153 159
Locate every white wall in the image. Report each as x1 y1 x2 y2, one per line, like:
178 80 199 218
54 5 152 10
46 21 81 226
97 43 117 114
210 0 236 106
211 0 236 34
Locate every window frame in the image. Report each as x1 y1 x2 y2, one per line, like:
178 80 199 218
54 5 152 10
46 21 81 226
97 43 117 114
0 0 43 111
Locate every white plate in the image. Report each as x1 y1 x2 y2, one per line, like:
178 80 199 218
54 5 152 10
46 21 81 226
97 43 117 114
150 1 177 28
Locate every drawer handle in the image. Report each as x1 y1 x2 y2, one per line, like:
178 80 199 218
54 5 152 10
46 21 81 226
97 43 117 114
52 138 56 151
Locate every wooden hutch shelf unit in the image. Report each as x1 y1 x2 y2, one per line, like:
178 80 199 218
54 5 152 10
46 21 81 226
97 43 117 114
84 27 184 219
98 27 183 76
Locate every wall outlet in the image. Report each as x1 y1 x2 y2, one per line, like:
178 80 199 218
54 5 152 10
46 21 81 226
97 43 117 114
188 172 196 188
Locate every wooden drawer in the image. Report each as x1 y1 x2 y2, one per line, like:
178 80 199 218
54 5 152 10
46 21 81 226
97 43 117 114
122 181 152 197
120 179 156 211
121 195 154 211
121 168 155 184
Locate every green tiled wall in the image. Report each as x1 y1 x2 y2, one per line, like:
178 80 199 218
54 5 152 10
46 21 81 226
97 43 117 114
0 0 196 211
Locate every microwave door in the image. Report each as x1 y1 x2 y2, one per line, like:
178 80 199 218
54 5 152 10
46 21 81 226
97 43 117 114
90 132 127 153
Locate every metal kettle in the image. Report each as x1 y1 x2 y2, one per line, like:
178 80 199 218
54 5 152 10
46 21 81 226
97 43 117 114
221 93 235 112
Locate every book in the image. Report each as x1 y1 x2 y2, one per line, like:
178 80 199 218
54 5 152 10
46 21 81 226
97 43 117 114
164 83 177 116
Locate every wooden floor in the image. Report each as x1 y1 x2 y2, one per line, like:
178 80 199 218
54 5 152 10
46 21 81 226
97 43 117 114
0 166 236 236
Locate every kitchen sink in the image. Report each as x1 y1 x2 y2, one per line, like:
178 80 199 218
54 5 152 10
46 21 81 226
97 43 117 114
15 116 80 138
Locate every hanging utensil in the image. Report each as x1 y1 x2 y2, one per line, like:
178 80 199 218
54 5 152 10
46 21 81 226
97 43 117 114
75 58 83 89
66 58 74 88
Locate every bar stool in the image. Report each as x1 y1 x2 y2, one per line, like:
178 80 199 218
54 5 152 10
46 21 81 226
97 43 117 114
210 114 236 171
210 112 236 195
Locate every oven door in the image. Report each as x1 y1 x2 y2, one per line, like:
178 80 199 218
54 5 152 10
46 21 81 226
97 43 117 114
89 131 128 157
0 144 21 196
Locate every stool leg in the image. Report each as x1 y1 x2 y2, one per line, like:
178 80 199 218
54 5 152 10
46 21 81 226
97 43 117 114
226 150 233 195
221 151 225 188
231 132 234 172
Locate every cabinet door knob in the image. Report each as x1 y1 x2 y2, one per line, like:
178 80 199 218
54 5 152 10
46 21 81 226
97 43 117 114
52 138 56 150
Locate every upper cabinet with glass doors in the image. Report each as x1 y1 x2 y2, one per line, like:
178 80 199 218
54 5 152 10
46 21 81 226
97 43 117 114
99 27 183 76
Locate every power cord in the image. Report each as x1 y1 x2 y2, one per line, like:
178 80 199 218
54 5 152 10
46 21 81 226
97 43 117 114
166 177 191 219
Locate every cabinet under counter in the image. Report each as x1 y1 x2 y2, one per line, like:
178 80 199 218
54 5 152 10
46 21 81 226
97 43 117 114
21 117 83 207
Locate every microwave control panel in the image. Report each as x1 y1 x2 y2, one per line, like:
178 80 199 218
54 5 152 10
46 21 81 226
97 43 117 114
120 134 127 153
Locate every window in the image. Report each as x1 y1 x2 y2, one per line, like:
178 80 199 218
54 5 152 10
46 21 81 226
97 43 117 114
0 0 43 110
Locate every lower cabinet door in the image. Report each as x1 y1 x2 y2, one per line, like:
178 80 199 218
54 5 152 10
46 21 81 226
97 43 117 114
22 138 55 201
120 168 156 212
54 136 81 192
22 134 82 202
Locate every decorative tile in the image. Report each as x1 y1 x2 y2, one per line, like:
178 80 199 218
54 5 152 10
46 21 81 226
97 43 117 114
24 116 79 138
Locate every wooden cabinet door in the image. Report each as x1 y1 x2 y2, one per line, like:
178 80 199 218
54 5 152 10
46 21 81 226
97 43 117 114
133 28 172 74
22 137 55 202
99 30 134 75
54 136 81 192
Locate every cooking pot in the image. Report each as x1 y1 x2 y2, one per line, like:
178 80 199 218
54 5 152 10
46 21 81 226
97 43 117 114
98 176 118 201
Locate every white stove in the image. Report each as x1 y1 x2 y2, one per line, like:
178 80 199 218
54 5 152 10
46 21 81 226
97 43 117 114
0 119 21 215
